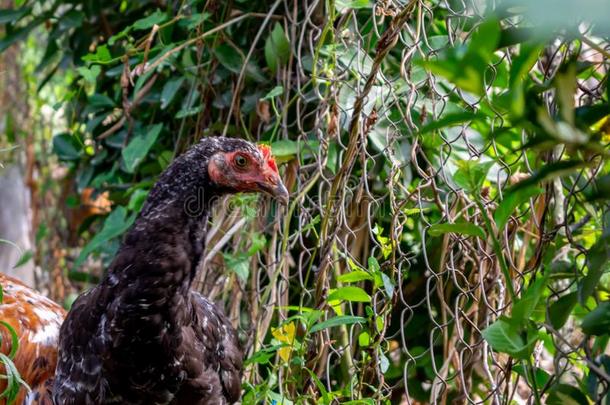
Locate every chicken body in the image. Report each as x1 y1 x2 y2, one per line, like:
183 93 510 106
51 137 284 404
0 273 65 405
0 137 285 405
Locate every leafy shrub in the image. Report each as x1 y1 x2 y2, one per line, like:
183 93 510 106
1 0 610 403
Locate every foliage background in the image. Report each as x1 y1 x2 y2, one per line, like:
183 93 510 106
1 0 610 403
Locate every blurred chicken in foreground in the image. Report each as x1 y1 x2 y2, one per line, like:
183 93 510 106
0 273 65 404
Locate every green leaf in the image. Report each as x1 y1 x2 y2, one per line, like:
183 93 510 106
88 93 115 109
214 44 243 74
127 189 149 212
74 207 136 268
224 254 250 283
421 58 485 96
267 391 294 405
548 292 578 329
513 364 551 388
175 105 202 119
309 315 367 333
270 139 319 157
0 7 30 24
417 112 486 135
579 232 610 304
82 45 112 64
467 18 501 62
335 0 372 12
428 222 485 239
122 124 163 173
337 270 373 283
0 19 37 53
586 173 610 202
67 271 99 284
133 10 167 30
182 12 210 30
510 160 590 192
511 273 549 326
77 65 101 84
262 85 284 100
481 318 537 360
0 352 28 402
304 369 331 402
244 345 282 365
555 61 577 125
508 42 544 116
52 133 82 160
494 186 542 230
358 331 371 347
581 302 610 336
60 10 85 30
453 160 494 192
368 256 380 274
264 22 290 73
12 249 33 269
379 349 390 373
160 77 185 109
381 273 395 298
546 384 589 405
327 286 371 303
0 321 19 359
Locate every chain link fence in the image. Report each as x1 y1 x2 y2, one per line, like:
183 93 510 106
188 1 610 403
2 0 608 403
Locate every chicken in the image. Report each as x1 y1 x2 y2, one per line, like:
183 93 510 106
0 273 65 405
51 137 288 404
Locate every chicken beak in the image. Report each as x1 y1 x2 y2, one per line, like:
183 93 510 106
273 181 289 206
258 177 289 206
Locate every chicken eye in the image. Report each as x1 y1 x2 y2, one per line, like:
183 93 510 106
234 154 248 168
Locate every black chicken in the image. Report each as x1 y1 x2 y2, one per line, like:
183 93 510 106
51 137 288 404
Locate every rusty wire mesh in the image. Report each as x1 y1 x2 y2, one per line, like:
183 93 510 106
2 0 607 403
183 1 610 403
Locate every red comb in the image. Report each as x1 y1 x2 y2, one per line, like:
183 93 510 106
258 144 278 173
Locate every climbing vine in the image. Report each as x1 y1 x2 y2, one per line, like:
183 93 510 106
1 0 610 403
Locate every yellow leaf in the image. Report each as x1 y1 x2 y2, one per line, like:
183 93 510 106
271 321 296 362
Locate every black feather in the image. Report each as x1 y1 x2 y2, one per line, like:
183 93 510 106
52 137 256 405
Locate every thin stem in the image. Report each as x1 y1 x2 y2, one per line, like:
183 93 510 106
475 198 516 300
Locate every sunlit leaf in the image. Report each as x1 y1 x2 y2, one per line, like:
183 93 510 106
327 286 371 303
428 222 486 239
337 270 373 283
